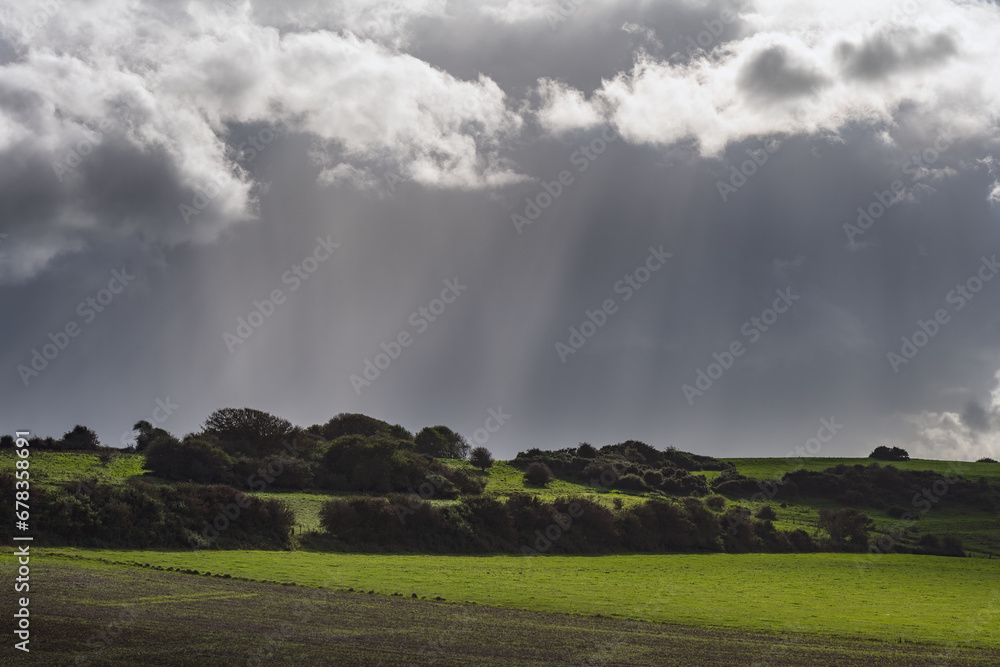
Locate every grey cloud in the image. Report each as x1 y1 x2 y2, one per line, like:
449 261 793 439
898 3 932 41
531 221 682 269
960 400 992 433
738 45 828 104
836 29 958 81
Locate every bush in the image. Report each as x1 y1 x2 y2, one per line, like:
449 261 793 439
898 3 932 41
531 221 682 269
642 470 664 488
60 425 101 450
576 443 598 459
755 505 777 521
144 437 233 484
614 474 649 493
705 495 726 510
977 457 998 463
524 462 553 486
818 508 873 547
469 446 494 471
886 506 916 520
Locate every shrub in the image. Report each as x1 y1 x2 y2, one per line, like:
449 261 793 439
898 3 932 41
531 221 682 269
818 508 873 547
469 446 494 471
642 470 664 488
755 505 777 521
705 495 726 510
576 443 598 459
977 457 998 463
524 462 553 486
886 506 916 520
614 474 649 493
144 437 233 484
60 425 101 450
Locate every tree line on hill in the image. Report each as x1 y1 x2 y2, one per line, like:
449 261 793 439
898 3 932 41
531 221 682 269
5 408 997 555
138 409 485 496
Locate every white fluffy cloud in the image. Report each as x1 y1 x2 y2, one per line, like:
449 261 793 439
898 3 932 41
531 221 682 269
904 370 1000 461
536 0 1000 155
0 0 523 283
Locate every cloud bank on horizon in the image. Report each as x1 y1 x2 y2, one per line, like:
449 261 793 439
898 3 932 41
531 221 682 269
2 0 1000 461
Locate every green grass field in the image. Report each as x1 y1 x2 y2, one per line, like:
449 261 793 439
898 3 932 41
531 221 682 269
445 459 655 506
720 457 1000 482
14 557 1000 666
44 549 1000 652
0 450 148 487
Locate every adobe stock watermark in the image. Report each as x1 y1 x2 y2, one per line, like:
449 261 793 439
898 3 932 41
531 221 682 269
118 396 179 447
52 111 131 183
727 416 844 535
191 438 305 549
715 138 782 202
844 129 955 244
512 125 619 235
12 0 64 41
556 245 672 363
349 278 468 395
179 126 279 225
682 287 800 405
887 255 1000 373
682 0 749 57
855 461 970 569
469 406 510 448
545 0 587 31
17 268 136 386
223 236 339 353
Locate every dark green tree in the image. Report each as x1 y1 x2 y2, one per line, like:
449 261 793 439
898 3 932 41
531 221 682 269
415 426 470 459
202 407 294 457
469 446 494 471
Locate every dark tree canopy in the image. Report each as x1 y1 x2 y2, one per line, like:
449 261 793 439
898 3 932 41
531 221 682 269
61 425 101 450
415 426 470 460
131 420 171 453
319 413 411 442
469 446 494 471
144 436 233 484
869 445 910 461
202 407 294 457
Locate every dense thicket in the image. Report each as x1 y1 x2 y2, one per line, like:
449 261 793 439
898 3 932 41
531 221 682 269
512 440 732 496
712 462 999 513
0 472 293 549
143 429 484 496
316 493 817 554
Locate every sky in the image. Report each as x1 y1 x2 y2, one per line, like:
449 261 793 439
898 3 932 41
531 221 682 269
3 0 1000 461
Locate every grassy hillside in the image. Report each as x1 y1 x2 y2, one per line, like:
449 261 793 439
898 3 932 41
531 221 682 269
8 450 999 555
719 457 1000 482
0 450 147 487
443 459 654 506
44 549 1000 652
